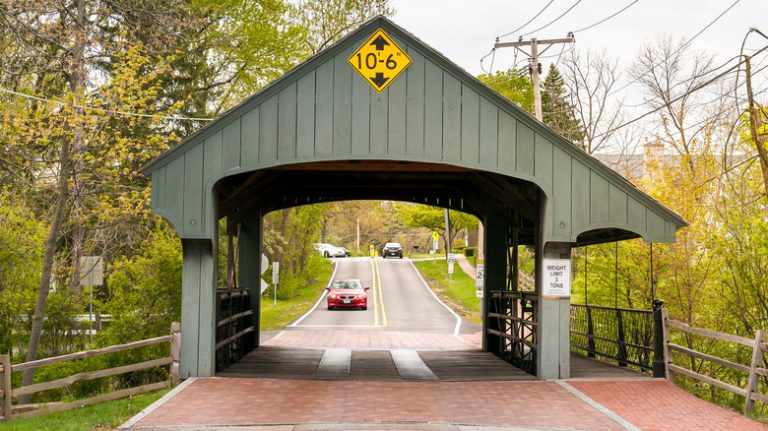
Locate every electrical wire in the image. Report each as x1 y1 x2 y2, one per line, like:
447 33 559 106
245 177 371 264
609 0 744 97
521 0 583 37
497 0 555 40
570 0 640 34
594 43 768 140
0 87 213 122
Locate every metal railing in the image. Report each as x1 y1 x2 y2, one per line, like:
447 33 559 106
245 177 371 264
570 303 655 372
215 288 256 371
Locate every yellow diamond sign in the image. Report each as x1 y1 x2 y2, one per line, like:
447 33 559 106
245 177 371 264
348 29 411 93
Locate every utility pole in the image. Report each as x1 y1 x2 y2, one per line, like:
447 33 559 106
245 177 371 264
495 35 574 121
356 218 361 253
745 55 768 199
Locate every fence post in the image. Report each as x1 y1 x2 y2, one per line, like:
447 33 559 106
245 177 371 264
652 299 666 378
745 329 764 415
616 308 628 367
1 354 12 421
170 322 181 386
586 307 596 358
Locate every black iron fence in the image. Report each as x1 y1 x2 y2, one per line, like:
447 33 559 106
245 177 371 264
570 303 660 373
215 287 256 372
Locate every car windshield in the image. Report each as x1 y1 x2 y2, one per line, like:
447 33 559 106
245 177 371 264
385 243 401 248
332 280 362 290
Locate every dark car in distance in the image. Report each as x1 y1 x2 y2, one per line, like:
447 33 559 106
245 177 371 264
382 242 403 258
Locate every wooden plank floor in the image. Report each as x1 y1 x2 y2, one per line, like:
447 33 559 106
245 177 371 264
219 347 650 381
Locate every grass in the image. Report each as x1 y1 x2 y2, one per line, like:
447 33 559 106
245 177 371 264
0 388 169 431
260 261 334 330
411 259 481 323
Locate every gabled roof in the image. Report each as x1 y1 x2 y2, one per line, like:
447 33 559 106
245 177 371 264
142 16 686 243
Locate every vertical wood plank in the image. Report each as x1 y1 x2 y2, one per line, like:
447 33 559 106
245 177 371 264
241 107 260 167
571 161 590 231
442 73 461 161
183 148 204 235
405 48 425 157
259 96 278 164
627 197 647 234
424 60 443 160
315 60 334 157
387 67 407 157
608 183 628 225
222 119 241 172
351 65 370 155
661 308 672 381
552 148 572 239
745 329 764 414
369 89 388 156
164 157 185 230
534 133 553 186
590 171 609 224
297 71 316 158
497 112 517 170
180 240 201 378
516 123 534 176
196 239 216 377
333 49 352 156
204 131 223 186
479 98 497 166
461 84 480 164
278 84 297 161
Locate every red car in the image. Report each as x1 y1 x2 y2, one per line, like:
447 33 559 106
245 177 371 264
326 279 370 310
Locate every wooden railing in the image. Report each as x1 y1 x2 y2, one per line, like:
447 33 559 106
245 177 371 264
0 322 180 421
661 308 767 415
216 288 256 372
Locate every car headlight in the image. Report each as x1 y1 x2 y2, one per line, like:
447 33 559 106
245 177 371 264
329 294 336 299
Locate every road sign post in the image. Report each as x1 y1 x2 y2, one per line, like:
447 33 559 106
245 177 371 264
447 254 455 291
79 256 103 342
475 263 484 298
272 261 280 305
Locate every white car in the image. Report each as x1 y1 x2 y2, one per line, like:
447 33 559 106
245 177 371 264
314 243 346 258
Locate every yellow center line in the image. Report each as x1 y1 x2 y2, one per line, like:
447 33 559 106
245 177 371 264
375 258 387 327
371 258 379 327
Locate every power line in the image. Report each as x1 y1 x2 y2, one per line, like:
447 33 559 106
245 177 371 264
0 87 213 122
521 0 583 37
609 0 744 97
594 43 768 140
571 0 640 34
497 0 555 39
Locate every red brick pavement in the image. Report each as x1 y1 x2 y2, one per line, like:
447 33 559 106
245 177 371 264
570 380 767 431
134 378 624 429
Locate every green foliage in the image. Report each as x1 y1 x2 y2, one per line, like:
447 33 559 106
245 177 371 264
0 389 169 431
463 247 476 258
478 69 534 114
542 64 583 143
395 203 478 253
260 260 334 330
412 260 480 323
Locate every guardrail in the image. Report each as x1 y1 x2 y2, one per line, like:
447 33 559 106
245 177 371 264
661 308 767 415
0 322 180 421
570 303 656 373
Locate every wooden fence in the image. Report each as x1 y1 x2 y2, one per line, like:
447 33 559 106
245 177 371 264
661 308 767 414
0 322 180 421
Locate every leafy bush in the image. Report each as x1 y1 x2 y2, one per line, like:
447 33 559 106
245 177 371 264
463 247 476 257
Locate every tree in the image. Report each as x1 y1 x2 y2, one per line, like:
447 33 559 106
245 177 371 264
396 203 478 254
478 69 535 114
293 0 393 55
562 49 623 154
541 64 583 143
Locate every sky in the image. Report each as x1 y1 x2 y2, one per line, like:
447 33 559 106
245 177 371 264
389 0 768 108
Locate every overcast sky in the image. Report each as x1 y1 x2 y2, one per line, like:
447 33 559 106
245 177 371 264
389 0 767 106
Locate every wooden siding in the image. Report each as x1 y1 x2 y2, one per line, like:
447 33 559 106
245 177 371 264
146 19 683 245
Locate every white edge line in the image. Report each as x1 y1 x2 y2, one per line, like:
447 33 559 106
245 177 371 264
118 377 197 429
555 380 641 431
287 259 340 328
408 259 462 336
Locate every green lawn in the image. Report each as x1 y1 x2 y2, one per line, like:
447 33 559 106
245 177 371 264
411 260 481 323
0 389 168 431
260 261 334 330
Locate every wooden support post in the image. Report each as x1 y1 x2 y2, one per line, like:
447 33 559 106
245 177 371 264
1 354 12 421
653 299 666 377
745 329 764 415
170 322 181 385
661 307 672 380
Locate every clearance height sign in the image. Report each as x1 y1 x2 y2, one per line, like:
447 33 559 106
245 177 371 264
542 259 571 297
348 29 412 93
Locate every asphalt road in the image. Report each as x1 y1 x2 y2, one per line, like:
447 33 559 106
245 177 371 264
292 257 472 334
